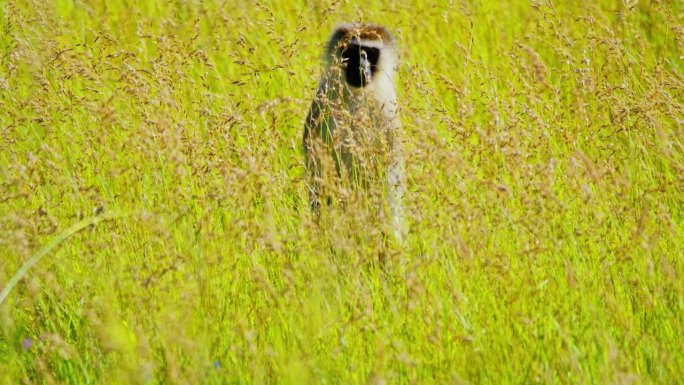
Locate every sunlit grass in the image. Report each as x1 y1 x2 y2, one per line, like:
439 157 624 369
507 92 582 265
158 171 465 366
1 0 683 384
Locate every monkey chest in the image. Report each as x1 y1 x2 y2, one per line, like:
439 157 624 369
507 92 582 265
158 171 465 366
329 102 389 151
324 103 392 182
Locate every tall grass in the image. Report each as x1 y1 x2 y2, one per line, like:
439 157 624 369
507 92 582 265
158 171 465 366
1 0 682 383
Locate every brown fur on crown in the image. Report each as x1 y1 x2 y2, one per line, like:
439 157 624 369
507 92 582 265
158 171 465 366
326 23 394 56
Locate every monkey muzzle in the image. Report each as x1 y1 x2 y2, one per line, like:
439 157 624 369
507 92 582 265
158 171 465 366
359 51 372 85
343 45 374 88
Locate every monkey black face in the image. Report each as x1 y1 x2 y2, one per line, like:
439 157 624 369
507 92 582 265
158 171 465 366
340 43 380 88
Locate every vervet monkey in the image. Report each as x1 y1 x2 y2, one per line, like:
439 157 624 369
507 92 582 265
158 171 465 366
303 23 406 241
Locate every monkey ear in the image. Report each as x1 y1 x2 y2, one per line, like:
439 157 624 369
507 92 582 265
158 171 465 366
327 24 352 54
332 24 351 38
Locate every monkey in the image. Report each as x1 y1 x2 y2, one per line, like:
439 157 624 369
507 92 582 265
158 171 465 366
303 23 406 242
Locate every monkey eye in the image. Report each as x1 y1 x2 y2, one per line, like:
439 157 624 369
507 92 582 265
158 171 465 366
364 47 380 66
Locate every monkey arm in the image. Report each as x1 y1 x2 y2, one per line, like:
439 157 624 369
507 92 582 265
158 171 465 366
303 98 324 212
386 119 407 242
303 82 336 212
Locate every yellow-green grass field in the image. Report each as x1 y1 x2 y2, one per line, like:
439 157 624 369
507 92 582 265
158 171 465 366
1 0 683 383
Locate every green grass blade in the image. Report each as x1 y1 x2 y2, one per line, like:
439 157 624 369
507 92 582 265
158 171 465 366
0 212 124 306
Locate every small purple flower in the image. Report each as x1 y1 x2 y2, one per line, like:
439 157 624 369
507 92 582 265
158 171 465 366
213 360 221 370
22 338 33 350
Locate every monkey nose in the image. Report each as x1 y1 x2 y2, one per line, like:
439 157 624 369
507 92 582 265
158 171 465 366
360 56 372 83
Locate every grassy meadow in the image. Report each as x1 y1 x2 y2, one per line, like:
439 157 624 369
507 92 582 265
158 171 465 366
1 0 683 383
